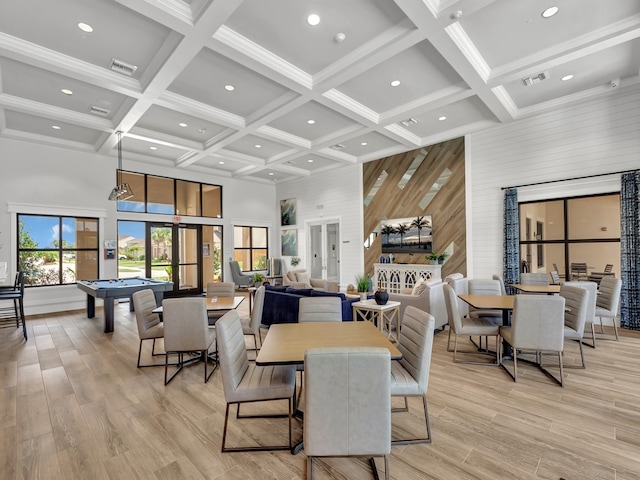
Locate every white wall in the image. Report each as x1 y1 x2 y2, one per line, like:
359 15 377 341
0 137 277 315
276 164 363 290
466 84 640 280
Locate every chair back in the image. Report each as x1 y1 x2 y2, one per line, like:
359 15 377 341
492 274 507 294
216 310 250 403
397 306 435 394
304 347 391 457
446 275 469 317
131 289 161 337
604 264 614 273
511 295 566 351
550 271 561 285
559 284 590 337
563 281 596 328
248 286 265 334
468 279 501 296
520 272 549 285
443 284 463 334
596 277 622 313
570 262 588 280
298 297 342 322
163 298 210 352
207 282 235 297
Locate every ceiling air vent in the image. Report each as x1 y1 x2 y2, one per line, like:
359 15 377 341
401 117 418 127
109 58 138 76
89 105 111 116
330 143 345 150
522 71 549 86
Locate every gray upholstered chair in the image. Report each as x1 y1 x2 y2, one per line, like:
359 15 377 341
298 296 342 322
240 285 265 351
570 262 588 281
594 277 622 341
389 306 435 445
206 281 235 324
162 297 217 385
550 270 562 285
304 347 391 480
229 260 253 289
387 278 448 330
499 295 566 386
467 278 502 324
444 284 500 365
492 273 507 295
560 283 591 368
216 310 296 452
446 273 469 318
131 289 164 368
520 272 550 286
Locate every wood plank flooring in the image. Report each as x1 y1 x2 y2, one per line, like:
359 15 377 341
2 294 640 480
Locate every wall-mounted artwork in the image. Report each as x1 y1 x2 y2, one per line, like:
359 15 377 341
281 229 298 256
380 215 433 254
280 198 297 226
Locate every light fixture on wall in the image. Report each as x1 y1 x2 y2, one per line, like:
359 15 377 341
108 131 134 201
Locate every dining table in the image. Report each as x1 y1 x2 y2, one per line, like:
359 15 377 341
152 295 244 314
510 284 561 295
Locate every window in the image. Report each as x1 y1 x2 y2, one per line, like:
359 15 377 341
18 214 99 286
233 226 268 272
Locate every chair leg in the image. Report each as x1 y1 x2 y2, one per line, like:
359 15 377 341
307 457 313 480
137 338 165 368
391 395 430 445
612 317 619 341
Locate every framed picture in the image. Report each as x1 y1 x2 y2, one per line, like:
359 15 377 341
280 198 297 226
380 215 433 254
203 243 211 257
281 229 297 256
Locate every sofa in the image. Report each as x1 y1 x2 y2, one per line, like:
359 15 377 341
282 269 339 293
261 285 359 326
387 278 448 331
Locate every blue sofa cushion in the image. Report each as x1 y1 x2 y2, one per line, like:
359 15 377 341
285 287 314 296
265 285 288 292
261 289 359 325
310 289 347 301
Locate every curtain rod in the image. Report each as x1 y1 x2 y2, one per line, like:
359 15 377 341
501 169 638 190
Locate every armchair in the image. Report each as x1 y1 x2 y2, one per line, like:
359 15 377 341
229 260 253 289
387 278 448 330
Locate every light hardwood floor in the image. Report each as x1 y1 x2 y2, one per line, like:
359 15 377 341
2 294 640 480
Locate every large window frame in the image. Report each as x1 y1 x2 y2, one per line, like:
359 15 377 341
233 226 268 272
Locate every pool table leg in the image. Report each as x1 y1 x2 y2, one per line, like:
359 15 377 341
86 295 96 318
104 298 115 333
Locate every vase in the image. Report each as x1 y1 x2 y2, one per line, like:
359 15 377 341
374 288 389 305
359 292 368 301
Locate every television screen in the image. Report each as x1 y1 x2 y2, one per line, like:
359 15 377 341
380 216 432 254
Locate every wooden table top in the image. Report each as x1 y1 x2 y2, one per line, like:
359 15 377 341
152 295 244 313
458 294 514 310
256 321 402 366
510 284 561 294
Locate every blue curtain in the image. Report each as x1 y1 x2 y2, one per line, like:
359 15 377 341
503 188 520 295
620 171 640 330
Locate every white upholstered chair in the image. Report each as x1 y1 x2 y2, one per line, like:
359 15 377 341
298 296 342 322
560 283 591 368
467 278 503 324
240 285 265 351
216 310 296 452
499 295 566 386
304 347 391 480
594 277 622 341
162 297 217 385
387 278 448 330
446 273 469 318
492 274 507 295
390 306 435 445
131 289 164 368
444 284 501 365
206 281 235 324
520 272 550 286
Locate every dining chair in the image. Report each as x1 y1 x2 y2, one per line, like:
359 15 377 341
492 274 507 295
520 272 549 286
0 271 27 340
594 277 622 341
499 295 566 386
570 262 588 281
305 347 391 480
560 283 592 368
467 279 503 324
298 296 342 322
444 285 500 365
131 289 165 368
216 310 296 452
162 297 217 385
206 281 235 324
390 305 435 445
446 273 469 318
550 270 562 285
240 285 265 352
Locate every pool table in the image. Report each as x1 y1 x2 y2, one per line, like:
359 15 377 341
77 277 174 333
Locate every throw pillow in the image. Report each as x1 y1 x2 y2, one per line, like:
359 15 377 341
296 272 311 287
411 279 426 296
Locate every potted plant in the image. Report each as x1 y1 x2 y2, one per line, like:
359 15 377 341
355 274 370 301
438 252 449 264
291 256 301 267
252 272 265 287
426 252 439 265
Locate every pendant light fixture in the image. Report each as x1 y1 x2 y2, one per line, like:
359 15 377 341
108 131 134 201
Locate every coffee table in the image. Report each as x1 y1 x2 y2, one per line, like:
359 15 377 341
352 299 401 343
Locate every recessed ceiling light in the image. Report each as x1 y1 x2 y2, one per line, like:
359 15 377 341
390 80 401 87
307 14 320 26
268 172 274 176
149 146 158 151
438 116 447 121
61 89 73 95
218 161 225 165
51 125 61 130
307 119 315 125
255 144 262 148
561 74 574 81
541 6 559 18
198 128 207 134
78 22 93 33
361 142 368 146
178 122 187 128
224 84 235 91
307 159 314 163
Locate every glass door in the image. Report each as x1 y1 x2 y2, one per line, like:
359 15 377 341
308 220 340 283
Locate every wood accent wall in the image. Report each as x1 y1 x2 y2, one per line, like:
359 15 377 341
363 137 466 279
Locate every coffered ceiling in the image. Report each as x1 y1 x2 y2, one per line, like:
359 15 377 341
1 0 638 184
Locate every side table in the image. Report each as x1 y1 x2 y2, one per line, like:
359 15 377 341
352 299 401 343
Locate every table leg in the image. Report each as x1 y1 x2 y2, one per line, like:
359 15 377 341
501 309 512 357
86 294 95 318
104 298 115 333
